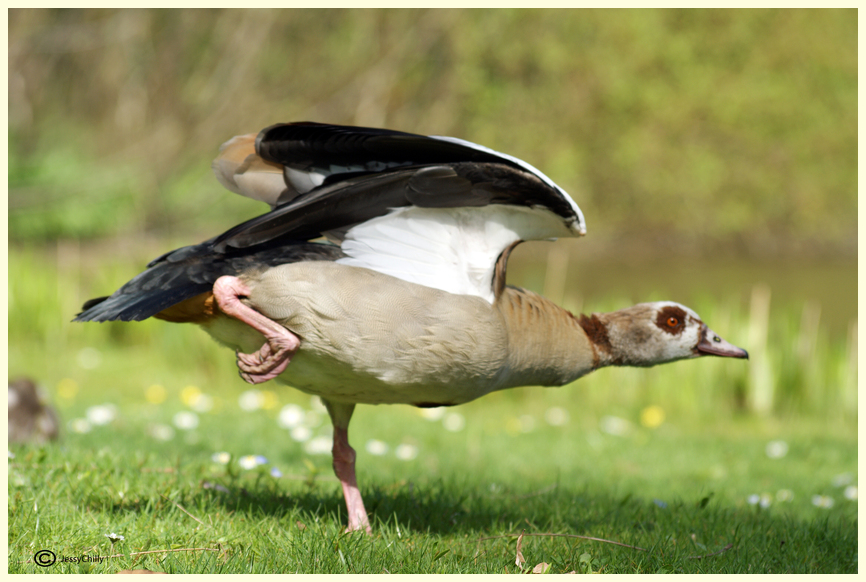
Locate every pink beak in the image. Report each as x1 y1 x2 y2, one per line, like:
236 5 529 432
696 327 749 359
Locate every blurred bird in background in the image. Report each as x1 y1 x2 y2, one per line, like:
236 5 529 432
9 377 60 444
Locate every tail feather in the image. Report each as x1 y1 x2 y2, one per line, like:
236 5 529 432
74 283 213 322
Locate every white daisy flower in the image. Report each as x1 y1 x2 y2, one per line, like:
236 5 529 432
365 439 388 456
238 390 264 411
149 424 174 441
599 415 632 437
812 495 835 509
832 473 853 487
443 413 465 432
173 411 199 430
290 426 312 442
77 347 102 370
419 407 446 421
544 407 569 426
238 455 260 470
211 452 231 464
86 404 117 426
70 418 92 434
188 393 214 413
395 444 418 461
518 415 536 433
278 404 305 429
765 440 788 459
776 489 795 502
304 436 333 455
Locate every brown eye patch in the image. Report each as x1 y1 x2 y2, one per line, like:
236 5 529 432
655 305 688 335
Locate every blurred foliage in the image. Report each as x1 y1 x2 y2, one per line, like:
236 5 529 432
8 8 857 257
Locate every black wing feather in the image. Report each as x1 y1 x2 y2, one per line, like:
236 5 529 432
256 122 510 171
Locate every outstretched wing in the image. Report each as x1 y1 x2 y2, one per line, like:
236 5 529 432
76 122 585 322
213 122 586 301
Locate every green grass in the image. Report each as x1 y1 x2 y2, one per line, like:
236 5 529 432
6 244 858 573
8 394 858 573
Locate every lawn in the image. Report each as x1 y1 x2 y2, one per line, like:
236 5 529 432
8 385 857 574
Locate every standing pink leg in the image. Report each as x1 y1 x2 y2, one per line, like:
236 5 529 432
213 276 301 384
324 400 372 534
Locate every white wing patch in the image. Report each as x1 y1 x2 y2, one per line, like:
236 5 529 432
336 205 575 303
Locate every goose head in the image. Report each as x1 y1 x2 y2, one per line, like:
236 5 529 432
585 301 748 368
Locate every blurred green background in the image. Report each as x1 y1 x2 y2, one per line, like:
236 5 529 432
8 9 857 424
10 9 857 252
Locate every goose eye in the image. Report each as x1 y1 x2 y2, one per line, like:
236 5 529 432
666 317 679 327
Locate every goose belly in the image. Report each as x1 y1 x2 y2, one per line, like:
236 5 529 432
270 348 503 406
205 262 511 406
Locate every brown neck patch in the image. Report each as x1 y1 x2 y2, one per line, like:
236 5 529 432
578 313 612 362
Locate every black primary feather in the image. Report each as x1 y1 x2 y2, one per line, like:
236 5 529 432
257 122 512 171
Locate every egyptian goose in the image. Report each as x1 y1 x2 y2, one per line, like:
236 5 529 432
76 122 748 533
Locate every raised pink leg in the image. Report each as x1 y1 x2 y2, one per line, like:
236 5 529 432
324 400 372 534
213 276 301 384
